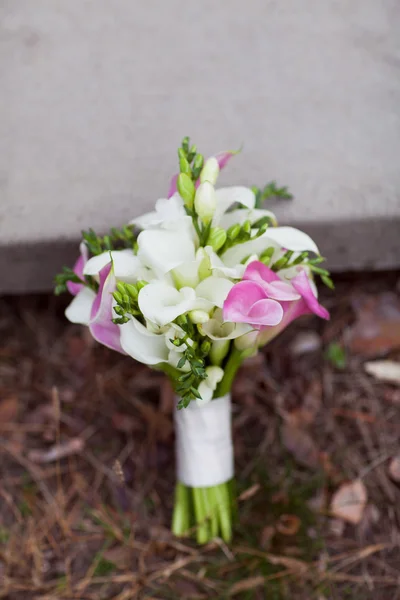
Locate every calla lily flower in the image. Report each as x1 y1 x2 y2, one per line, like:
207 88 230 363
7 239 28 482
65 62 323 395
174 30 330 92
130 194 187 229
120 316 169 365
66 262 126 354
138 281 197 327
137 223 196 277
223 280 284 328
67 242 89 296
221 226 320 267
84 249 149 283
225 261 329 347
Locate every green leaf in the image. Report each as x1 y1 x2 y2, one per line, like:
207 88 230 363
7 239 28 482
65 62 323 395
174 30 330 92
325 342 346 370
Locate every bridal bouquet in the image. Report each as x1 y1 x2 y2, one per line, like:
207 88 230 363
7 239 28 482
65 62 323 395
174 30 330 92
55 137 330 543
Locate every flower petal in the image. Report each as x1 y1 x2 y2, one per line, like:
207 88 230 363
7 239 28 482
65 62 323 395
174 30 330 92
244 261 300 301
291 270 330 320
213 186 256 226
67 242 89 296
247 298 284 326
222 280 267 323
119 317 169 365
65 286 96 325
84 250 141 283
138 226 196 276
264 227 320 255
89 263 126 353
195 276 235 309
138 282 196 326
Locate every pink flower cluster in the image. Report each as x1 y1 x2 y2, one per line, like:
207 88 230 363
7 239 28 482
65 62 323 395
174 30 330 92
223 261 329 340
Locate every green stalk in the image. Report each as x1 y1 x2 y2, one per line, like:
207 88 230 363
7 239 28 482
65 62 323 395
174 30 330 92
214 483 232 542
203 487 219 538
171 482 190 537
192 487 209 544
215 347 244 398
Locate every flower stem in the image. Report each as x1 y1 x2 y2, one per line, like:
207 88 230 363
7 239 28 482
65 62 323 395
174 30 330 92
171 482 190 537
215 347 244 398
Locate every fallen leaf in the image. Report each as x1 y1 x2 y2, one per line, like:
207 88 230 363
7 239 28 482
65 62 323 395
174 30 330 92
228 575 266 596
0 396 18 424
238 483 260 502
388 456 400 482
282 424 320 469
365 360 400 385
28 438 84 463
260 526 275 549
349 293 400 357
290 331 321 356
276 514 301 536
330 479 367 524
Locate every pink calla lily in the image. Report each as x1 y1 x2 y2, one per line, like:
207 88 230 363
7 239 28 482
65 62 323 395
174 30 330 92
67 242 89 296
89 262 127 354
223 261 329 340
222 280 283 328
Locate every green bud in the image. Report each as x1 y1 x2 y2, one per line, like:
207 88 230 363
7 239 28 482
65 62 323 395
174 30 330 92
197 249 212 281
178 147 186 160
259 246 275 265
179 156 191 175
207 227 227 252
227 223 241 241
125 283 138 299
112 291 123 304
181 136 190 154
136 280 148 292
188 144 197 161
176 315 188 327
113 305 125 316
122 293 130 306
200 340 211 355
116 281 126 295
177 172 195 209
242 220 252 235
192 153 204 178
210 340 230 366
258 222 269 236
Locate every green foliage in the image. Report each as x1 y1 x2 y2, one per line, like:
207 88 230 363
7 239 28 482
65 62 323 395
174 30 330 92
82 225 137 256
325 342 347 369
93 556 116 577
252 181 293 209
54 266 83 296
172 315 209 409
112 280 147 324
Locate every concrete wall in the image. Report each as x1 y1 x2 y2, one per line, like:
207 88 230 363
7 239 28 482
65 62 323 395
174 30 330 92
1 0 400 292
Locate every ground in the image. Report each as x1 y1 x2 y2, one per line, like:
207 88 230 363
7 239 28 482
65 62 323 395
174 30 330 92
1 272 400 599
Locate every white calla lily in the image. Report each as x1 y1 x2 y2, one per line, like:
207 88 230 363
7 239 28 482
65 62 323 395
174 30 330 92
130 194 187 229
199 309 252 340
119 316 169 365
263 227 320 255
138 282 197 327
138 224 196 276
195 276 234 309
65 286 96 325
213 186 255 226
84 250 145 282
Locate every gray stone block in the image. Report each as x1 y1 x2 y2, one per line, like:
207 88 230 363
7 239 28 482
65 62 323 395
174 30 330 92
1 0 400 292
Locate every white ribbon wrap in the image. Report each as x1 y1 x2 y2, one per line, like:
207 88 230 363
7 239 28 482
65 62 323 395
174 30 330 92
174 394 234 487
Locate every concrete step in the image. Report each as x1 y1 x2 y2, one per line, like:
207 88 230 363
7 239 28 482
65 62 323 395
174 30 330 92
1 0 400 292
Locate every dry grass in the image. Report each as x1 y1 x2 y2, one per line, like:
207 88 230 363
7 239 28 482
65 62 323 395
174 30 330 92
1 272 400 599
